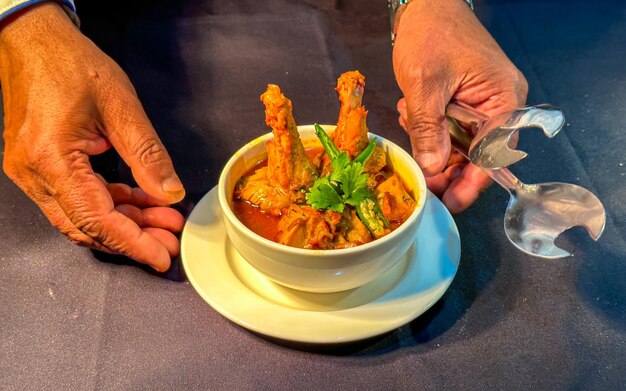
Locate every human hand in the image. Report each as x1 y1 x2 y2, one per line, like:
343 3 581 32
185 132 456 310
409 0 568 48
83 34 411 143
0 3 185 271
392 0 528 212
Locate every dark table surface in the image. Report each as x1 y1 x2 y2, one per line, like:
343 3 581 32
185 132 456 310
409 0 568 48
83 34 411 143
1 0 625 389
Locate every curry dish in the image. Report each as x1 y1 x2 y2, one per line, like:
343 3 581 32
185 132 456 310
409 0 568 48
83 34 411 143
232 71 417 249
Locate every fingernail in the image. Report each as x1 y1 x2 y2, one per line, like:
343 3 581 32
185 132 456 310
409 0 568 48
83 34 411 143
162 176 184 194
151 257 170 273
151 265 165 273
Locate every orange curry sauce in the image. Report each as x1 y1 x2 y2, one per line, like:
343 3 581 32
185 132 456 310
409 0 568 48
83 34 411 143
231 147 406 244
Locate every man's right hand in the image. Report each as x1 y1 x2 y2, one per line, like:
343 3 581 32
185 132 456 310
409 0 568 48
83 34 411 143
392 0 528 213
0 3 185 272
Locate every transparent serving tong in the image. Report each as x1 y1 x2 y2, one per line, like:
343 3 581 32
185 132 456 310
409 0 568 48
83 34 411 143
447 101 566 170
445 102 606 258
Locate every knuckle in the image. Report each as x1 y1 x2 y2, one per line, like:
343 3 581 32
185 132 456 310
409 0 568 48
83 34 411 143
406 114 447 158
74 214 107 242
501 68 529 105
54 218 97 248
65 150 91 174
25 149 45 173
515 71 529 101
72 212 128 254
512 69 528 88
410 134 440 155
136 137 166 167
66 231 110 253
67 230 91 246
406 112 443 137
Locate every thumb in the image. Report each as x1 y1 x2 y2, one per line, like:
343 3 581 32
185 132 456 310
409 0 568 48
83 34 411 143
100 93 185 204
399 93 451 177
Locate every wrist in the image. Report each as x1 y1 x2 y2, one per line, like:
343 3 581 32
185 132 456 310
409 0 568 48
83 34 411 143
0 3 77 70
0 0 77 28
0 2 75 47
390 0 474 44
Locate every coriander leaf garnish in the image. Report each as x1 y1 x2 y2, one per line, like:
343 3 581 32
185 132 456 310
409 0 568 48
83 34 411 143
306 124 391 238
306 177 344 212
330 152 350 182
338 161 368 201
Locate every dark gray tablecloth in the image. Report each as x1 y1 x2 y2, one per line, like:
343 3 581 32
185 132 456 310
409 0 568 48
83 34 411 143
1 1 624 389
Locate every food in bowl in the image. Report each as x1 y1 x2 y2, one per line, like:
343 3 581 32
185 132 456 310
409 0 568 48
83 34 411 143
232 71 417 250
217 70 427 292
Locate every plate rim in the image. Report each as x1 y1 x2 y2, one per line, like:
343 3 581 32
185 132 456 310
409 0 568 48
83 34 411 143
181 187 461 343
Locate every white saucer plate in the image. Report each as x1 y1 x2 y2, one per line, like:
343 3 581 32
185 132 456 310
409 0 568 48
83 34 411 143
181 187 461 344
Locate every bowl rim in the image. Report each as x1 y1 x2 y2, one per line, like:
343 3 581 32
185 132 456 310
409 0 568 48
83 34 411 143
218 124 427 257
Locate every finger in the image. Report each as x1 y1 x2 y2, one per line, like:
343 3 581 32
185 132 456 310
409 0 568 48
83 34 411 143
402 97 489 212
9 172 116 253
401 101 466 198
36 193 114 253
401 102 467 170
460 71 528 123
115 204 185 232
81 134 112 156
98 89 185 204
401 87 451 176
106 182 169 208
143 227 180 257
425 164 464 197
399 82 451 176
48 152 172 271
425 174 449 197
142 207 185 232
454 69 528 115
442 164 492 213
95 175 168 208
115 205 183 257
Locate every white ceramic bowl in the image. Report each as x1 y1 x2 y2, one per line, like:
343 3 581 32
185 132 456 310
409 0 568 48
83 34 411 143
218 125 428 293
